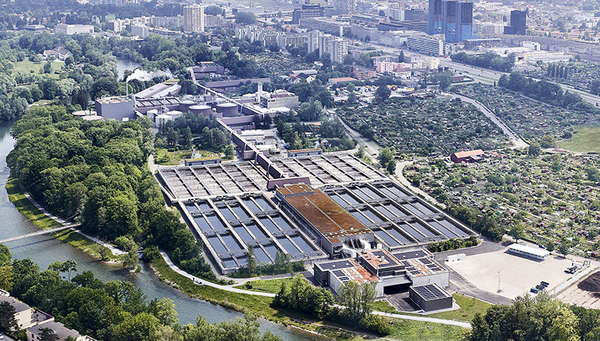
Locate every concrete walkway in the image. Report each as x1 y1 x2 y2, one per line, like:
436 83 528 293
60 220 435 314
372 311 471 328
160 251 276 297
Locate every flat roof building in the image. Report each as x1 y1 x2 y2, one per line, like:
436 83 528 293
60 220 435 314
508 243 550 261
409 283 453 311
277 184 374 255
450 149 484 163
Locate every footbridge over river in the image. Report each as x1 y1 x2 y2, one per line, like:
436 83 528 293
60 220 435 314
0 223 80 244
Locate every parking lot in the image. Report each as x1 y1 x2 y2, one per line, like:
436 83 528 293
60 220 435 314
444 246 574 299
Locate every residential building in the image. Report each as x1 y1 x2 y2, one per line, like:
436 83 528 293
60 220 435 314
299 17 351 37
131 25 149 37
0 296 33 329
351 66 376 79
27 321 82 341
333 0 355 14
307 30 320 53
43 47 72 61
407 36 446 56
184 4 205 33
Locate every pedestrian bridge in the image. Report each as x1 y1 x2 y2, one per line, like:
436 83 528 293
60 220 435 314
0 224 80 244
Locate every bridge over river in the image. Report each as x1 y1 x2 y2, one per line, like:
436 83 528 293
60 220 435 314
0 223 80 244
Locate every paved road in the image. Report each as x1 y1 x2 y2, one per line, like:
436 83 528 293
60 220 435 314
335 112 380 161
443 92 529 149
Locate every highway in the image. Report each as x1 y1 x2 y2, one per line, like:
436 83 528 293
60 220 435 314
364 41 600 106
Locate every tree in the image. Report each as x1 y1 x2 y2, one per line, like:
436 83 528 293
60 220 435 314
436 71 453 90
374 85 391 103
110 312 161 341
0 301 17 333
528 143 541 158
398 50 405 63
246 244 257 275
43 61 52 74
235 12 256 24
378 148 395 170
540 134 556 148
546 240 555 252
508 225 525 242
338 281 376 321
224 144 235 158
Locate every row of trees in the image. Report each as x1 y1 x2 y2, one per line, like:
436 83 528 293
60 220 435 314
547 63 572 79
237 246 304 277
498 72 598 113
451 52 515 72
427 236 479 253
446 204 505 241
0 247 281 341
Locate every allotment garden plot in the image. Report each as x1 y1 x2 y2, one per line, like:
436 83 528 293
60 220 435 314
451 84 600 142
337 97 510 157
405 151 600 258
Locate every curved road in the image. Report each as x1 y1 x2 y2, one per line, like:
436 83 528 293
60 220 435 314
443 92 529 149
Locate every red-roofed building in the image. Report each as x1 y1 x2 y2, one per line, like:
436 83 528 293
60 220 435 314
450 149 485 163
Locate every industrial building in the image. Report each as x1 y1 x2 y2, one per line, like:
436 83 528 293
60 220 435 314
508 243 550 261
95 96 136 121
427 0 477 43
260 89 300 110
55 24 94 35
314 248 452 306
157 147 477 276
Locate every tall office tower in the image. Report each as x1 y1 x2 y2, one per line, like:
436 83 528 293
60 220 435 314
427 0 475 43
184 4 204 33
504 10 527 35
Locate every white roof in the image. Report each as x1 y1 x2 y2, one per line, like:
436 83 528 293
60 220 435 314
508 243 550 257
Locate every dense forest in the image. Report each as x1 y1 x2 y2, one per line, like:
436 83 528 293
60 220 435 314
6 105 215 281
0 246 281 341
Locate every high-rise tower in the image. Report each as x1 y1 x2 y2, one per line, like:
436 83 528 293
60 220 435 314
184 4 205 33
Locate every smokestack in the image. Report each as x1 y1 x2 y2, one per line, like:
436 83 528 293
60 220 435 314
257 82 263 103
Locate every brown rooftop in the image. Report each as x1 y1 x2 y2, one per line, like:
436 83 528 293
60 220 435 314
452 149 484 159
279 184 370 241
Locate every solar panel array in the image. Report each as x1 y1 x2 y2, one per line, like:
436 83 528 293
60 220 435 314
412 284 451 301
319 260 355 270
394 250 427 260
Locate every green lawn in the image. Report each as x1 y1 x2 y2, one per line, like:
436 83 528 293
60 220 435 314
559 123 600 153
385 318 468 341
372 300 397 313
6 177 61 229
54 229 119 261
12 60 63 79
427 294 492 322
233 278 293 293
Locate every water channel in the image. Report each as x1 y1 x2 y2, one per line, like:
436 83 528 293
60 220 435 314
0 120 321 340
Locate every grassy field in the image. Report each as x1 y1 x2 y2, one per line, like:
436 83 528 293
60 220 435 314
155 148 192 165
386 318 468 341
372 300 398 314
559 123 600 153
233 278 293 293
427 294 492 322
6 177 61 229
12 60 63 79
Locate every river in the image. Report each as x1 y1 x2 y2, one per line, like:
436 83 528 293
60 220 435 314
0 120 321 340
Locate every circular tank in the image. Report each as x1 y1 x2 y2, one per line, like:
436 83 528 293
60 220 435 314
216 102 238 117
179 100 196 113
167 110 182 119
146 109 158 122
155 114 172 128
189 105 212 117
